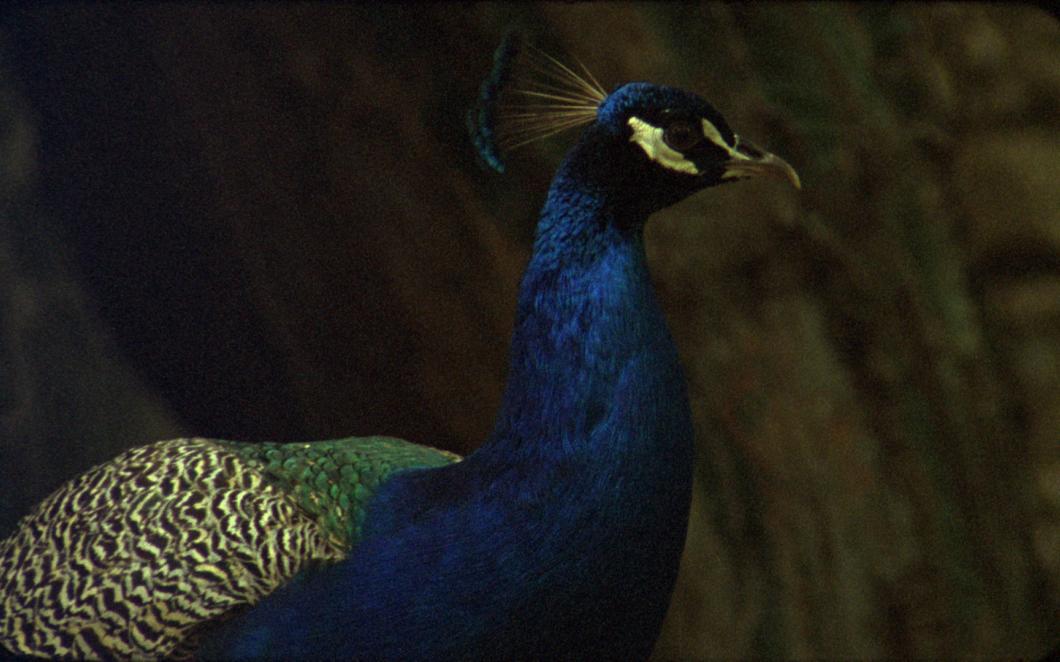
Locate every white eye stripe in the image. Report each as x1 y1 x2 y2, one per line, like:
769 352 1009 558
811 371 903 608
701 119 745 159
627 116 700 174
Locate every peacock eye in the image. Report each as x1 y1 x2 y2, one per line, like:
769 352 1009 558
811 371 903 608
662 119 702 152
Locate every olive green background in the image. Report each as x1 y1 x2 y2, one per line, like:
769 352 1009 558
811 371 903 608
1 4 1056 658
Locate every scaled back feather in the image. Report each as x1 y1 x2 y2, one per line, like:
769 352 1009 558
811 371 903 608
0 437 457 658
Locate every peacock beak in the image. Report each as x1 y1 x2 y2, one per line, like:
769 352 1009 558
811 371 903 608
722 137 801 190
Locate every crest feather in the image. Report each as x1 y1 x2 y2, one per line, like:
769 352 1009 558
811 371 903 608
468 32 605 173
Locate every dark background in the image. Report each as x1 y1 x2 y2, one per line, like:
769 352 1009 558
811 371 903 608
1 4 1057 658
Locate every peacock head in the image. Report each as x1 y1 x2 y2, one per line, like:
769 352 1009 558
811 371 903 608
605 82 798 184
549 81 797 215
469 34 800 217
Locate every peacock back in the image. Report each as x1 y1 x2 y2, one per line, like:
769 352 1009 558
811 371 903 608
0 436 459 658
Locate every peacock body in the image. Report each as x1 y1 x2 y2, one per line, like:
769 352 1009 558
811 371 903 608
1 35 798 660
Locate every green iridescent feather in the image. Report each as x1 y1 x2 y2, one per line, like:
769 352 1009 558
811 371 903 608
220 436 460 546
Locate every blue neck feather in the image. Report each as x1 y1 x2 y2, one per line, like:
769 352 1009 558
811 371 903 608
203 124 695 660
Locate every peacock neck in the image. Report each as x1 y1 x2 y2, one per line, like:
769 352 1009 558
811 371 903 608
472 152 679 474
424 149 696 657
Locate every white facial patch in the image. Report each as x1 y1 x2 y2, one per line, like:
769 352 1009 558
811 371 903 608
627 117 700 175
628 116 745 175
702 121 739 158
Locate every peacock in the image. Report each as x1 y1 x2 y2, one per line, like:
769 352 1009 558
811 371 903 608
0 34 799 660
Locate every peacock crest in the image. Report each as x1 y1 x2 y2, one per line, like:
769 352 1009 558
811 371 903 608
468 31 606 173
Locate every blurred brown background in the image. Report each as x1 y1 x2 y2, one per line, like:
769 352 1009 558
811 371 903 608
0 3 1056 659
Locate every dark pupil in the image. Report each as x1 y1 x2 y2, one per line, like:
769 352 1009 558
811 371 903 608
663 120 700 151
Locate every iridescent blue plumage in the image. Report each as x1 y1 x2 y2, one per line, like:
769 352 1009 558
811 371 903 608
201 48 799 661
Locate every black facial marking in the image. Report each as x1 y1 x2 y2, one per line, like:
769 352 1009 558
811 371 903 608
736 139 764 159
